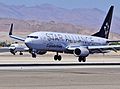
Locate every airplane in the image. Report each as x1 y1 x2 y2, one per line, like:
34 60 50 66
9 43 45 55
9 43 29 55
0 43 29 55
8 6 120 62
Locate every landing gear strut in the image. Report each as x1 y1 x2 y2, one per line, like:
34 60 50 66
19 52 23 55
32 52 36 58
78 57 86 62
30 49 37 58
54 52 62 61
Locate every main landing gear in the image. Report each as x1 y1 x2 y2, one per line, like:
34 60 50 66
31 51 36 58
32 53 36 58
78 57 86 62
19 52 23 55
54 52 62 61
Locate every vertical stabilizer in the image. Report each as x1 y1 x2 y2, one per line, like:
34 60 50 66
92 6 114 39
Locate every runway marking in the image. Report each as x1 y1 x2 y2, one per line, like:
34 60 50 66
0 62 120 67
0 63 120 70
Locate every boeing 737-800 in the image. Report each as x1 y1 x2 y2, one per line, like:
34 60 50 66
9 6 120 62
9 43 29 55
0 43 29 55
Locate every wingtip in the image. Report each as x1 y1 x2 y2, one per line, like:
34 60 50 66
9 23 13 35
110 5 114 10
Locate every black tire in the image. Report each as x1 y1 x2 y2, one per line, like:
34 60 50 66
58 55 62 61
32 53 36 58
19 52 23 55
78 57 86 62
82 58 86 62
54 55 58 61
78 57 82 62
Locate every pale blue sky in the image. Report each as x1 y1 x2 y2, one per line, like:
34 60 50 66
0 0 120 17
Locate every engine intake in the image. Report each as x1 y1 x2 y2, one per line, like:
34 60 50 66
74 48 89 57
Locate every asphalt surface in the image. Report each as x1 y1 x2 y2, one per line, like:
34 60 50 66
0 52 120 89
0 68 120 89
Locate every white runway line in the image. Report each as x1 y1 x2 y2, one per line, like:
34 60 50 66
0 65 120 70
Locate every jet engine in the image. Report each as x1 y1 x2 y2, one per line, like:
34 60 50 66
73 48 89 57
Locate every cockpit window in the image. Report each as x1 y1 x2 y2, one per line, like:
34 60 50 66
27 36 38 39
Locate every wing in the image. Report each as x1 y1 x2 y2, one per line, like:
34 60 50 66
66 45 120 54
88 45 120 53
9 24 25 41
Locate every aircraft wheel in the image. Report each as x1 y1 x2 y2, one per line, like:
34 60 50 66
19 52 23 55
78 57 82 62
58 55 62 61
32 53 36 58
54 55 58 61
78 57 86 62
54 55 62 61
82 57 86 62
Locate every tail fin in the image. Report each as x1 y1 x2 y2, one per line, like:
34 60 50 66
92 6 114 39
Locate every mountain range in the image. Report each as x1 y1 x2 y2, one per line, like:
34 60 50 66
0 3 120 33
0 3 120 41
0 3 119 33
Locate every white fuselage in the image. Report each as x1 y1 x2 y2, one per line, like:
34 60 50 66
9 43 28 52
25 32 108 52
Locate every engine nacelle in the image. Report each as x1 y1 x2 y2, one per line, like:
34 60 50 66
73 48 89 57
37 51 47 55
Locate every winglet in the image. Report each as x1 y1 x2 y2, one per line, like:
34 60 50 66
9 23 13 35
8 23 25 42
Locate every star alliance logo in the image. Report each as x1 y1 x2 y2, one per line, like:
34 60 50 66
104 22 109 38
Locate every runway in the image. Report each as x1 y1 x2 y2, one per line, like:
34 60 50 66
0 67 120 89
0 52 120 64
0 52 120 89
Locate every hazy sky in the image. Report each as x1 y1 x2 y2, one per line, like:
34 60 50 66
0 0 119 17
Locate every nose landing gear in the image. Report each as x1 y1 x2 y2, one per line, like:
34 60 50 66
19 52 23 55
30 49 37 58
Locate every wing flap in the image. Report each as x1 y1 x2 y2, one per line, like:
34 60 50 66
66 45 120 53
88 45 120 50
